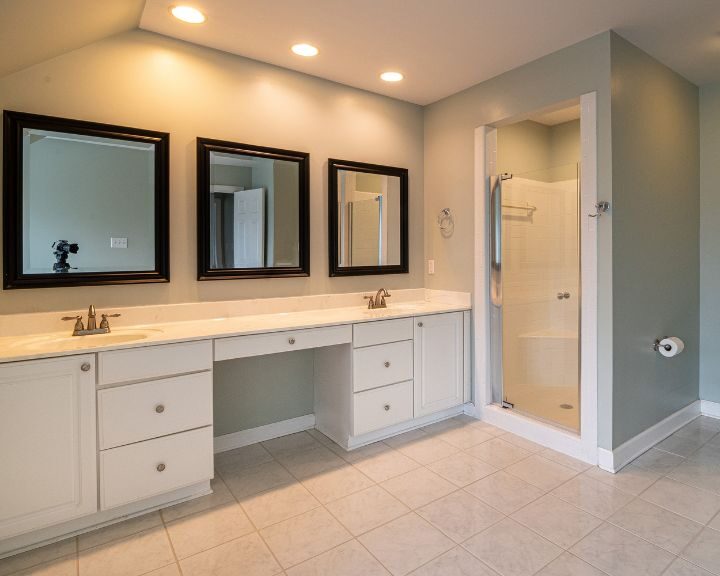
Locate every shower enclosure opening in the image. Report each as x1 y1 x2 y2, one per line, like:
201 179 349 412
490 108 581 433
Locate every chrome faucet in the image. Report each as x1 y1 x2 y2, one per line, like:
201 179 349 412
62 305 121 336
364 288 391 309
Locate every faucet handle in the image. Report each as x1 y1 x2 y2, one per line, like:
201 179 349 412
364 295 375 309
99 313 121 331
62 315 84 332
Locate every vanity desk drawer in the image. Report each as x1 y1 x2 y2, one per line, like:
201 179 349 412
98 340 213 386
98 372 212 450
353 340 413 392
353 380 413 435
215 324 352 361
100 427 213 510
353 318 414 348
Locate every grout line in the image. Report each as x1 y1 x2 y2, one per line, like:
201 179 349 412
158 509 184 576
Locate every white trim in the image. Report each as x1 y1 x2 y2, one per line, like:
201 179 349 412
213 414 316 453
472 92 599 462
597 401 701 473
701 400 720 419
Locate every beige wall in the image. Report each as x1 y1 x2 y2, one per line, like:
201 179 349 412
0 30 424 314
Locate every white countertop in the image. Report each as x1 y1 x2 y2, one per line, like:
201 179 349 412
0 297 470 364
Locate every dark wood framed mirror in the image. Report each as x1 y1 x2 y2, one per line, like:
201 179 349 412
3 110 170 289
197 138 310 280
328 158 408 277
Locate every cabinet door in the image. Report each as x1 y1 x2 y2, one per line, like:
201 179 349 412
0 355 97 539
414 312 464 417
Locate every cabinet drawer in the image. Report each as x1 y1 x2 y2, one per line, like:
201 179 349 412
98 372 212 450
353 340 413 392
353 380 413 436
215 324 352 361
98 340 212 386
100 427 213 510
353 318 414 348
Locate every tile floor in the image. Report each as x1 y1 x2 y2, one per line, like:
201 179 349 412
3 414 720 576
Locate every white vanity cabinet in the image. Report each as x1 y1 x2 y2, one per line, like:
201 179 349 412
0 355 97 540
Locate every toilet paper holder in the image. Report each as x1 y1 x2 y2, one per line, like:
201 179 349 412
653 338 672 352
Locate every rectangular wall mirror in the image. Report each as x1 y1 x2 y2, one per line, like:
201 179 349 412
3 111 169 289
197 138 310 280
328 158 408 276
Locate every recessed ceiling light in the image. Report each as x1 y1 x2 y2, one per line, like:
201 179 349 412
380 71 404 82
291 43 319 57
170 5 206 24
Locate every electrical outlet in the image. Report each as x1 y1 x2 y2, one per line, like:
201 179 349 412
110 237 128 249
428 259 435 275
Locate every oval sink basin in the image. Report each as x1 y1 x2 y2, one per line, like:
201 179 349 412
11 329 163 351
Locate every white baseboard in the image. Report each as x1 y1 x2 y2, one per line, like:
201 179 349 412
701 400 720 419
214 414 316 453
598 400 701 473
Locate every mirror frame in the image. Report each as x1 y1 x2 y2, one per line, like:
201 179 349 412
328 158 409 277
3 110 170 290
196 138 310 280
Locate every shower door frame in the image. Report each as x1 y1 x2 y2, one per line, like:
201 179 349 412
472 92 599 464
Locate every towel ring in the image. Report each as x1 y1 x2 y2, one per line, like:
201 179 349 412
437 208 453 231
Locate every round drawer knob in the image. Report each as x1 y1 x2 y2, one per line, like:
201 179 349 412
156 463 166 472
384 361 391 368
384 404 391 411
155 404 165 414
288 338 296 345
80 362 91 372
417 322 423 327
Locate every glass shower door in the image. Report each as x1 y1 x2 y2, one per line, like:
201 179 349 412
491 165 580 432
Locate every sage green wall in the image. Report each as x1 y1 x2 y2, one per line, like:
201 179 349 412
213 352 314 436
610 34 699 447
423 32 615 448
699 83 720 403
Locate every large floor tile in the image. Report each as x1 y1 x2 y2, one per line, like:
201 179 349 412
383 429 427 448
325 485 409 536
632 448 686 474
277 445 346 480
710 511 720 531
608 498 702 554
137 565 181 576
668 457 720 495
640 477 720 524
260 508 351 569
539 449 592 473
465 438 532 469
301 465 375 503
681 527 720 574
674 426 720 444
351 448 420 483
215 443 275 470
664 558 716 576
240 482 320 529
380 467 456 509
505 455 578 492
0 539 76 576
409 547 499 575
535 552 606 576
465 471 544 515
511 494 601 549
262 432 322 458
285 540 389 576
221 460 295 500
337 442 390 464
161 476 236 523
498 433 544 453
78 526 175 576
427 452 497 486
179 532 281 576
417 490 503 543
551 475 633 519
582 464 660 495
359 513 454 576
431 425 495 450
393 436 461 465
569 523 674 576
463 518 562 576
78 511 162 551
3 555 77 576
166 502 255 559
656 433 706 458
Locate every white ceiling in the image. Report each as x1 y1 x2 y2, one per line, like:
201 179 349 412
140 0 720 105
0 0 145 79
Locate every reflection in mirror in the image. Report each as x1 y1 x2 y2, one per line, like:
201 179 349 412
3 111 169 289
197 139 309 280
328 159 408 276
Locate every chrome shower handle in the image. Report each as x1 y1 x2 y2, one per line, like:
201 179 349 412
589 201 610 218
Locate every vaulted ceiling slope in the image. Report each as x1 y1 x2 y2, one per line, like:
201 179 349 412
0 0 145 79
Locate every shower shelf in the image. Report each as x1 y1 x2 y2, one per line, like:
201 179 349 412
502 202 537 212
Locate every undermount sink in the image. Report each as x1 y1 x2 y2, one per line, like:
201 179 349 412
11 328 164 351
